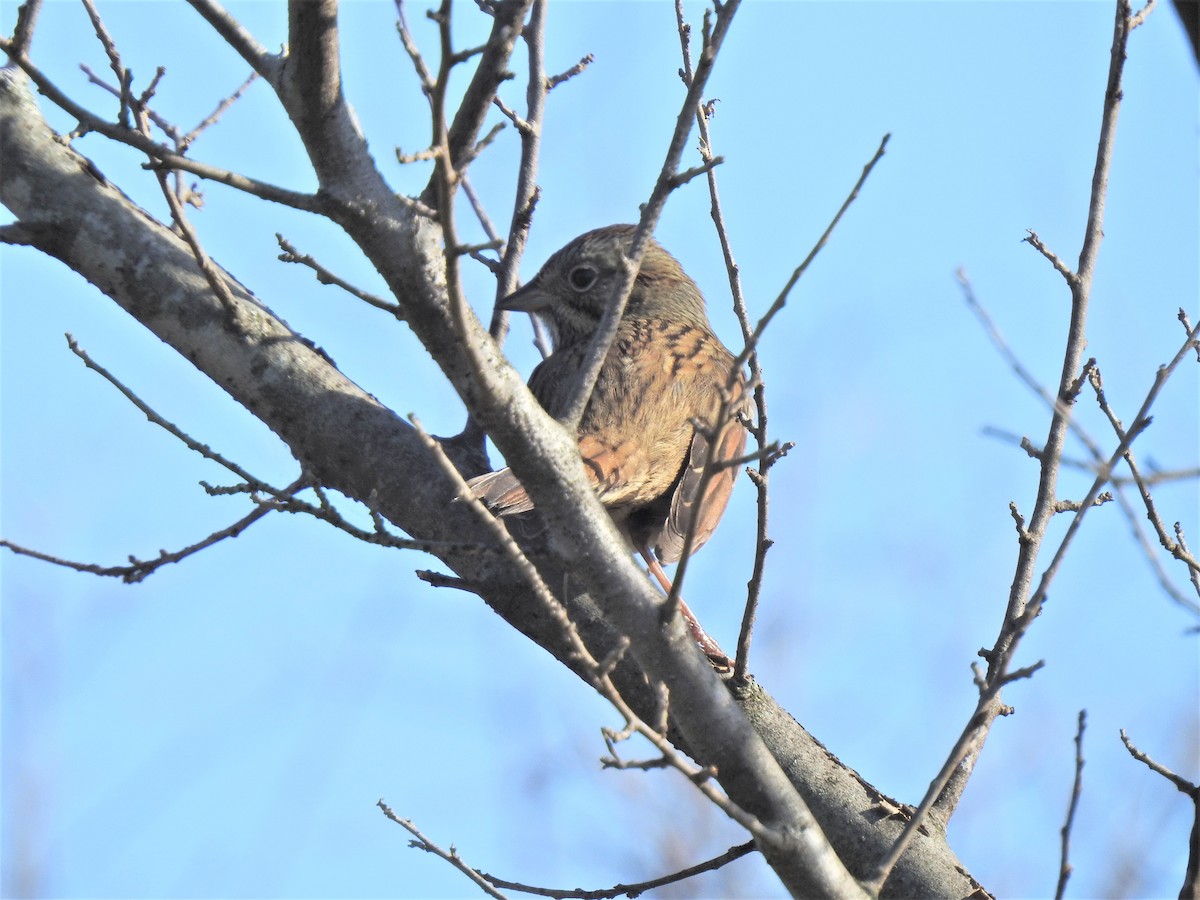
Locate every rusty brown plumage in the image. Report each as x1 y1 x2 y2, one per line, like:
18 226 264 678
468 225 748 664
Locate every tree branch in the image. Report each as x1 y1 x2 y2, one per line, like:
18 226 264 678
0 19 985 898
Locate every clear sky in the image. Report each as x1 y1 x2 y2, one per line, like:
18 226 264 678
2 2 1197 898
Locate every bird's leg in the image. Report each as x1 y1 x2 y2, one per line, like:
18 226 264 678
638 547 732 670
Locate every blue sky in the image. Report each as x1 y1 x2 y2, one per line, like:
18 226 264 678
2 2 1197 898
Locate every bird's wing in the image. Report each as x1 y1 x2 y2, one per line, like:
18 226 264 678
465 468 536 515
656 398 748 565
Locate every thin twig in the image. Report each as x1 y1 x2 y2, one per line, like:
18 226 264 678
268 485 493 556
376 803 509 900
152 157 240 319
1 500 277 584
408 414 583 657
1024 230 1078 286
1119 728 1200 899
735 133 889 373
672 0 777 680
395 0 436 94
276 234 402 317
81 63 179 142
480 841 757 899
1088 364 1200 579
1120 729 1200 796
180 71 258 150
965 280 1200 613
64 335 263 485
1016 317 1200 635
1055 710 1087 900
80 0 132 128
495 0 550 324
546 53 594 90
662 391 746 621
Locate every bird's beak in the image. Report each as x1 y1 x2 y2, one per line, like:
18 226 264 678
498 278 550 313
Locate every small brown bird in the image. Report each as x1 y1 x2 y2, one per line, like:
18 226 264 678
468 225 748 663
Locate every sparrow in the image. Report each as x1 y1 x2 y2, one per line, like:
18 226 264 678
468 224 748 664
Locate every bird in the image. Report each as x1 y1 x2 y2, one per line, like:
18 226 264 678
467 224 749 665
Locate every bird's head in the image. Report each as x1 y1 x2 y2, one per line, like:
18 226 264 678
500 224 711 348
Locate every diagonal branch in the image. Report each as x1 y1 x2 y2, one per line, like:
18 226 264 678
560 2 741 431
0 43 322 211
867 1 1159 889
480 841 757 899
185 0 280 80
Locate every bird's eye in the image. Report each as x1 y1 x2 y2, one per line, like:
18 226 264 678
568 265 597 292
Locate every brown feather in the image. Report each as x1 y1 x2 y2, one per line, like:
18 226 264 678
465 226 749 661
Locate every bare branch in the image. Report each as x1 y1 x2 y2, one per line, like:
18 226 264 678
395 0 437 94
668 154 723 188
956 268 1079 425
376 803 510 900
1024 230 1078 285
276 234 403 317
494 0 549 317
80 0 132 127
180 70 258 150
0 44 322 210
435 0 529 195
1 498 277 584
408 415 586 665
8 0 42 58
1181 308 1200 361
269 482 493 556
80 63 178 144
0 221 45 246
1089 360 1200 581
1055 710 1087 900
185 0 280 81
546 52 593 89
64 334 264 485
481 842 756 899
1120 726 1199 898
1179 524 1200 600
150 151 241 320
491 93 530 132
735 132 889 372
286 0 342 132
407 413 780 844
1120 728 1200 796
894 0 1163 848
964 275 1200 614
